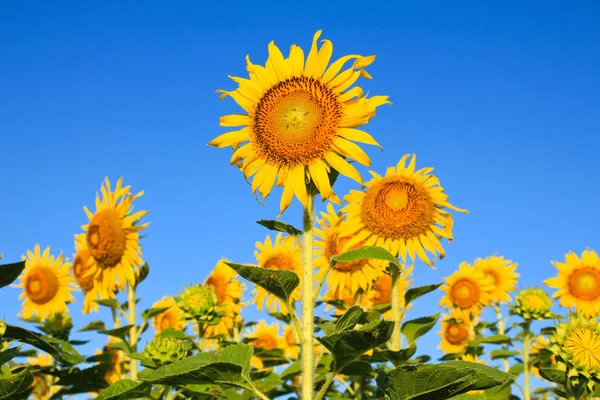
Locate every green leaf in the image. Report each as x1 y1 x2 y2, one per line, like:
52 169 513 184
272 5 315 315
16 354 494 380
184 384 227 398
469 335 512 345
0 367 34 399
256 220 302 236
280 361 301 379
141 307 170 321
96 380 151 400
490 350 519 360
3 325 84 365
134 263 150 288
339 360 374 376
267 312 292 324
224 262 299 304
335 306 364 333
374 345 417 367
332 246 401 270
538 367 566 385
404 283 442 306
94 299 122 311
401 314 440 346
99 325 133 340
508 363 523 376
376 361 514 400
0 261 25 289
0 346 22 365
78 321 106 332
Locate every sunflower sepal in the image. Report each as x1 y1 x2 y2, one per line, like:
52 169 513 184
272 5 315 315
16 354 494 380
39 312 74 341
142 336 188 367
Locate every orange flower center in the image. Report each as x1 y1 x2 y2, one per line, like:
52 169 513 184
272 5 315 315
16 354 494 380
450 279 480 309
73 249 94 291
159 312 179 332
251 76 342 166
445 323 469 345
483 270 499 287
253 334 278 350
569 267 600 301
25 267 59 304
370 275 392 305
206 275 228 304
87 209 126 269
263 254 296 271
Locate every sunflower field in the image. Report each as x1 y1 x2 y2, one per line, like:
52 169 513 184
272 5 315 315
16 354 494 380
1 30 599 400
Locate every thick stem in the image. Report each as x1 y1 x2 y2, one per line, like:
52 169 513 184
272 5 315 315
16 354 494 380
493 304 510 372
315 371 337 400
301 194 316 400
127 284 138 380
522 324 531 400
390 266 402 351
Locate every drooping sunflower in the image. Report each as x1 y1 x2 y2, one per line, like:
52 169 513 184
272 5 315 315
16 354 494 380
439 262 493 320
473 255 519 304
152 296 185 334
208 30 390 214
544 250 600 318
15 245 75 319
315 203 384 294
253 233 302 313
361 271 412 319
245 321 283 369
282 325 300 359
204 260 244 318
341 154 467 266
438 310 473 354
81 177 148 296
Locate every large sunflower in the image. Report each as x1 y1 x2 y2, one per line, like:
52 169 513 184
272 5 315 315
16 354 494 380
439 262 493 320
544 250 600 318
245 321 283 369
341 154 467 266
152 296 185 334
208 30 390 214
438 310 473 354
473 255 519 304
15 245 75 319
81 177 148 296
253 233 302 313
315 203 384 294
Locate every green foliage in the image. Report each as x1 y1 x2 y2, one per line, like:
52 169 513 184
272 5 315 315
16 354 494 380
401 314 440 346
0 366 34 399
331 246 402 270
225 262 299 305
256 220 302 236
0 261 25 289
96 380 151 400
404 283 442 306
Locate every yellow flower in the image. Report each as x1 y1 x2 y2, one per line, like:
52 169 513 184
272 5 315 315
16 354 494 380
513 288 553 320
282 325 300 359
315 203 384 294
322 286 358 315
152 296 185 334
81 177 148 296
438 311 473 354
205 260 244 318
531 336 556 379
439 262 493 320
460 354 483 364
544 250 600 318
361 271 412 319
340 154 467 266
15 245 75 319
102 337 129 385
473 255 519 304
245 321 283 369
208 30 390 214
253 234 302 313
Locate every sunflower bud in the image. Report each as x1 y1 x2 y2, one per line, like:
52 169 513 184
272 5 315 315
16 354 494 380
143 336 186 366
511 288 553 320
176 284 222 324
41 312 73 341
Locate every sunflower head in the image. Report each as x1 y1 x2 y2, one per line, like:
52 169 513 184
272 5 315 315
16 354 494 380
282 325 299 359
177 284 223 324
473 255 519 304
143 336 187 366
205 260 245 318
151 296 185 334
512 288 553 320
341 154 467 267
40 312 73 341
245 320 283 370
439 262 493 320
438 311 473 354
545 249 600 318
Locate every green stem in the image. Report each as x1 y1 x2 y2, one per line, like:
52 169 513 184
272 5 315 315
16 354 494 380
127 284 138 380
522 323 531 400
313 261 334 305
164 385 174 400
198 322 206 351
390 266 402 351
234 380 270 400
284 299 302 345
301 194 316 400
493 304 510 372
315 371 337 400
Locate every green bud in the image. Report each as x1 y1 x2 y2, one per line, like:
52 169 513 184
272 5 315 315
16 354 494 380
511 287 553 320
176 284 223 324
143 336 186 366
41 312 73 341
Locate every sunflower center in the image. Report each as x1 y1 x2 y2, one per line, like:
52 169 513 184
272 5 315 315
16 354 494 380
264 254 296 271
252 76 343 166
484 270 499 286
371 276 392 305
253 334 278 350
206 276 227 304
73 250 94 291
523 294 546 310
87 209 126 269
25 267 59 305
450 279 480 309
360 178 436 241
160 313 178 331
326 233 367 273
565 328 600 370
285 329 297 345
569 268 600 301
445 323 469 345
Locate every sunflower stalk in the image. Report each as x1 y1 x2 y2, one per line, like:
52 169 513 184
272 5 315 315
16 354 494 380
283 299 302 345
493 303 510 372
300 194 316 400
315 371 337 400
127 284 138 380
522 321 532 400
390 264 403 351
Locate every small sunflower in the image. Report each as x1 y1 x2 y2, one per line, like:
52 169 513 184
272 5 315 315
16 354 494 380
473 255 519 304
361 271 412 319
15 245 75 319
253 233 302 313
315 203 384 294
208 30 390 214
544 250 600 318
205 260 244 318
282 325 300 359
512 287 553 320
102 336 129 385
322 286 358 315
341 154 467 267
439 262 493 320
152 296 185 334
438 310 473 354
245 321 283 369
81 177 148 297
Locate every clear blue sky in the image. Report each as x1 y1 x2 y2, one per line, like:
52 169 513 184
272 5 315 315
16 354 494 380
1 0 598 390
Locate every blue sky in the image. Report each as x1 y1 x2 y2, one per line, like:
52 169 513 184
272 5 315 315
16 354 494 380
0 0 599 393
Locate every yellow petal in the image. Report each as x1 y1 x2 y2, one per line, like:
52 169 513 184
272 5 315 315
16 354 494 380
337 128 382 149
333 137 371 166
288 44 305 76
208 128 250 148
267 41 288 80
311 39 333 78
324 152 362 184
304 30 322 77
322 54 360 83
308 160 332 200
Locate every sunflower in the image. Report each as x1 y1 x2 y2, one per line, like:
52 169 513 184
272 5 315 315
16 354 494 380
282 325 300 359
81 177 148 296
245 321 283 369
253 233 302 313
361 271 412 319
531 336 556 379
473 255 519 304
341 154 467 266
208 30 390 214
544 250 600 318
513 287 553 320
322 286 357 315
439 262 493 320
15 245 75 319
205 260 244 318
315 203 384 294
102 336 129 385
152 296 185 334
438 310 473 354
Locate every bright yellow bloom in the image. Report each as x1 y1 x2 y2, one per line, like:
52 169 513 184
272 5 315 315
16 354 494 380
152 296 185 334
204 260 244 318
322 286 358 315
438 310 473 354
341 154 467 266
282 325 300 359
245 321 283 369
315 203 384 294
545 250 600 318
81 177 148 297
208 30 390 214
473 255 519 304
253 234 302 313
15 245 75 319
361 271 412 319
439 262 493 320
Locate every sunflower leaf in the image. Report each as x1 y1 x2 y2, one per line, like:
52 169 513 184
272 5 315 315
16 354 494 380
78 321 106 332
374 345 417 366
256 220 302 236
404 283 442 306
376 361 514 400
99 325 133 341
96 380 151 400
538 367 567 385
490 349 520 360
134 263 150 288
0 366 34 399
141 306 170 321
332 246 401 270
401 314 440 346
0 345 22 365
3 325 84 365
224 262 299 304
94 299 123 312
0 261 25 289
